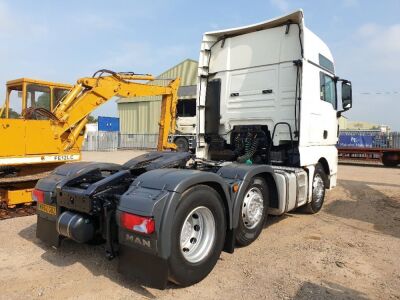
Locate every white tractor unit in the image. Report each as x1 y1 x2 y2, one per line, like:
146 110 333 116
34 10 352 288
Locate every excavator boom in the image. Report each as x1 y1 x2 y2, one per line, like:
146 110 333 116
54 70 179 151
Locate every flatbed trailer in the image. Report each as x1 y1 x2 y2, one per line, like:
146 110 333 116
34 10 353 288
338 147 400 166
338 131 400 166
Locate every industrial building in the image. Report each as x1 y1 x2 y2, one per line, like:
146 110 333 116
339 116 390 133
117 59 198 135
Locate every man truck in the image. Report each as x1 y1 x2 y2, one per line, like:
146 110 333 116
34 10 352 288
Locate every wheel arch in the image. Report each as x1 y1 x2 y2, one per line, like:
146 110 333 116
217 164 278 228
118 168 233 258
174 136 188 142
170 173 233 230
200 181 232 230
252 172 278 209
231 171 278 227
317 157 330 186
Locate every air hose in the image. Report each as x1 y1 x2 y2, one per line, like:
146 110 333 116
237 133 258 163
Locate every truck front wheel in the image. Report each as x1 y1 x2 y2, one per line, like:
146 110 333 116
303 163 327 214
168 185 226 286
175 137 189 152
235 177 269 247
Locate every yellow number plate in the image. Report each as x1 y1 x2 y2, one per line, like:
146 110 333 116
37 203 56 215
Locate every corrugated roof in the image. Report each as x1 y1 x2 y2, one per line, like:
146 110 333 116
116 59 198 104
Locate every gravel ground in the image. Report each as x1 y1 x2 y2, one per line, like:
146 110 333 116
0 151 399 299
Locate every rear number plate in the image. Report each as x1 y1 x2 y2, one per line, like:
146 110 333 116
37 203 56 215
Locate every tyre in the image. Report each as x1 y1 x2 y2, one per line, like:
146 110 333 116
168 185 226 286
303 163 327 214
235 177 269 247
174 137 190 152
382 153 399 167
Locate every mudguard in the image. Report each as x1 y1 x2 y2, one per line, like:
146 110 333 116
36 161 122 192
116 168 232 288
217 163 276 228
122 151 191 170
35 161 122 247
118 168 232 257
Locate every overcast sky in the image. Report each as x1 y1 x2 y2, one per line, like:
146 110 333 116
0 0 399 129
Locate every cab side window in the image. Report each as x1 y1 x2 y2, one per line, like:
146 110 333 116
6 88 23 118
27 84 51 110
320 72 336 109
177 99 196 117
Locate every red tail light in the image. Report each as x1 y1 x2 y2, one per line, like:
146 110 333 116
32 189 45 203
120 212 155 234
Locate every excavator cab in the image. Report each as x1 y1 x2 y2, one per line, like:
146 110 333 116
0 79 73 207
0 79 73 157
0 78 72 119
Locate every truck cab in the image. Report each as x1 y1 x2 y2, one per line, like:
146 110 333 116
196 10 352 189
172 98 197 152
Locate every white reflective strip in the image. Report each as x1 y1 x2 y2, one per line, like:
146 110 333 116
0 154 80 165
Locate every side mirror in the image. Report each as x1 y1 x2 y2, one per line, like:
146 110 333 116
341 81 352 111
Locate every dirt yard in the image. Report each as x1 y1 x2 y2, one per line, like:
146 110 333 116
0 151 399 299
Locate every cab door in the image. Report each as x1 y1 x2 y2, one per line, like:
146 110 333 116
305 67 338 147
24 84 60 154
317 71 338 146
0 85 26 157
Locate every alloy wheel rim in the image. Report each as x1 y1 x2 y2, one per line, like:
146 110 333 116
180 206 216 263
242 187 264 229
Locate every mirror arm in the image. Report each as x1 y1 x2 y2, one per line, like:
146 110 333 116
341 79 350 84
337 109 345 118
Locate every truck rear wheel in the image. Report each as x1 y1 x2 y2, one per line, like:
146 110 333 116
235 177 269 247
168 185 226 286
303 163 327 214
175 137 189 152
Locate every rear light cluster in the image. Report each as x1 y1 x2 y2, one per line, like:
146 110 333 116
32 189 45 203
120 212 155 235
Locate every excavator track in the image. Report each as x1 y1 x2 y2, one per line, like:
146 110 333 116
0 171 52 184
0 171 50 218
0 204 36 220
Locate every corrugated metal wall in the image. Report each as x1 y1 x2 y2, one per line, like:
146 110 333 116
117 59 198 134
119 100 161 134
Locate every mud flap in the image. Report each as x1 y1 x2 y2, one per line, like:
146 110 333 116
223 228 236 253
118 244 169 289
36 216 60 247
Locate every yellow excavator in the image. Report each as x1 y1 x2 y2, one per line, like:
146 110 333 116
0 70 179 207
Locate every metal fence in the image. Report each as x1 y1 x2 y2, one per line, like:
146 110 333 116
82 132 159 151
338 131 400 149
392 132 400 148
119 134 159 150
84 131 400 151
